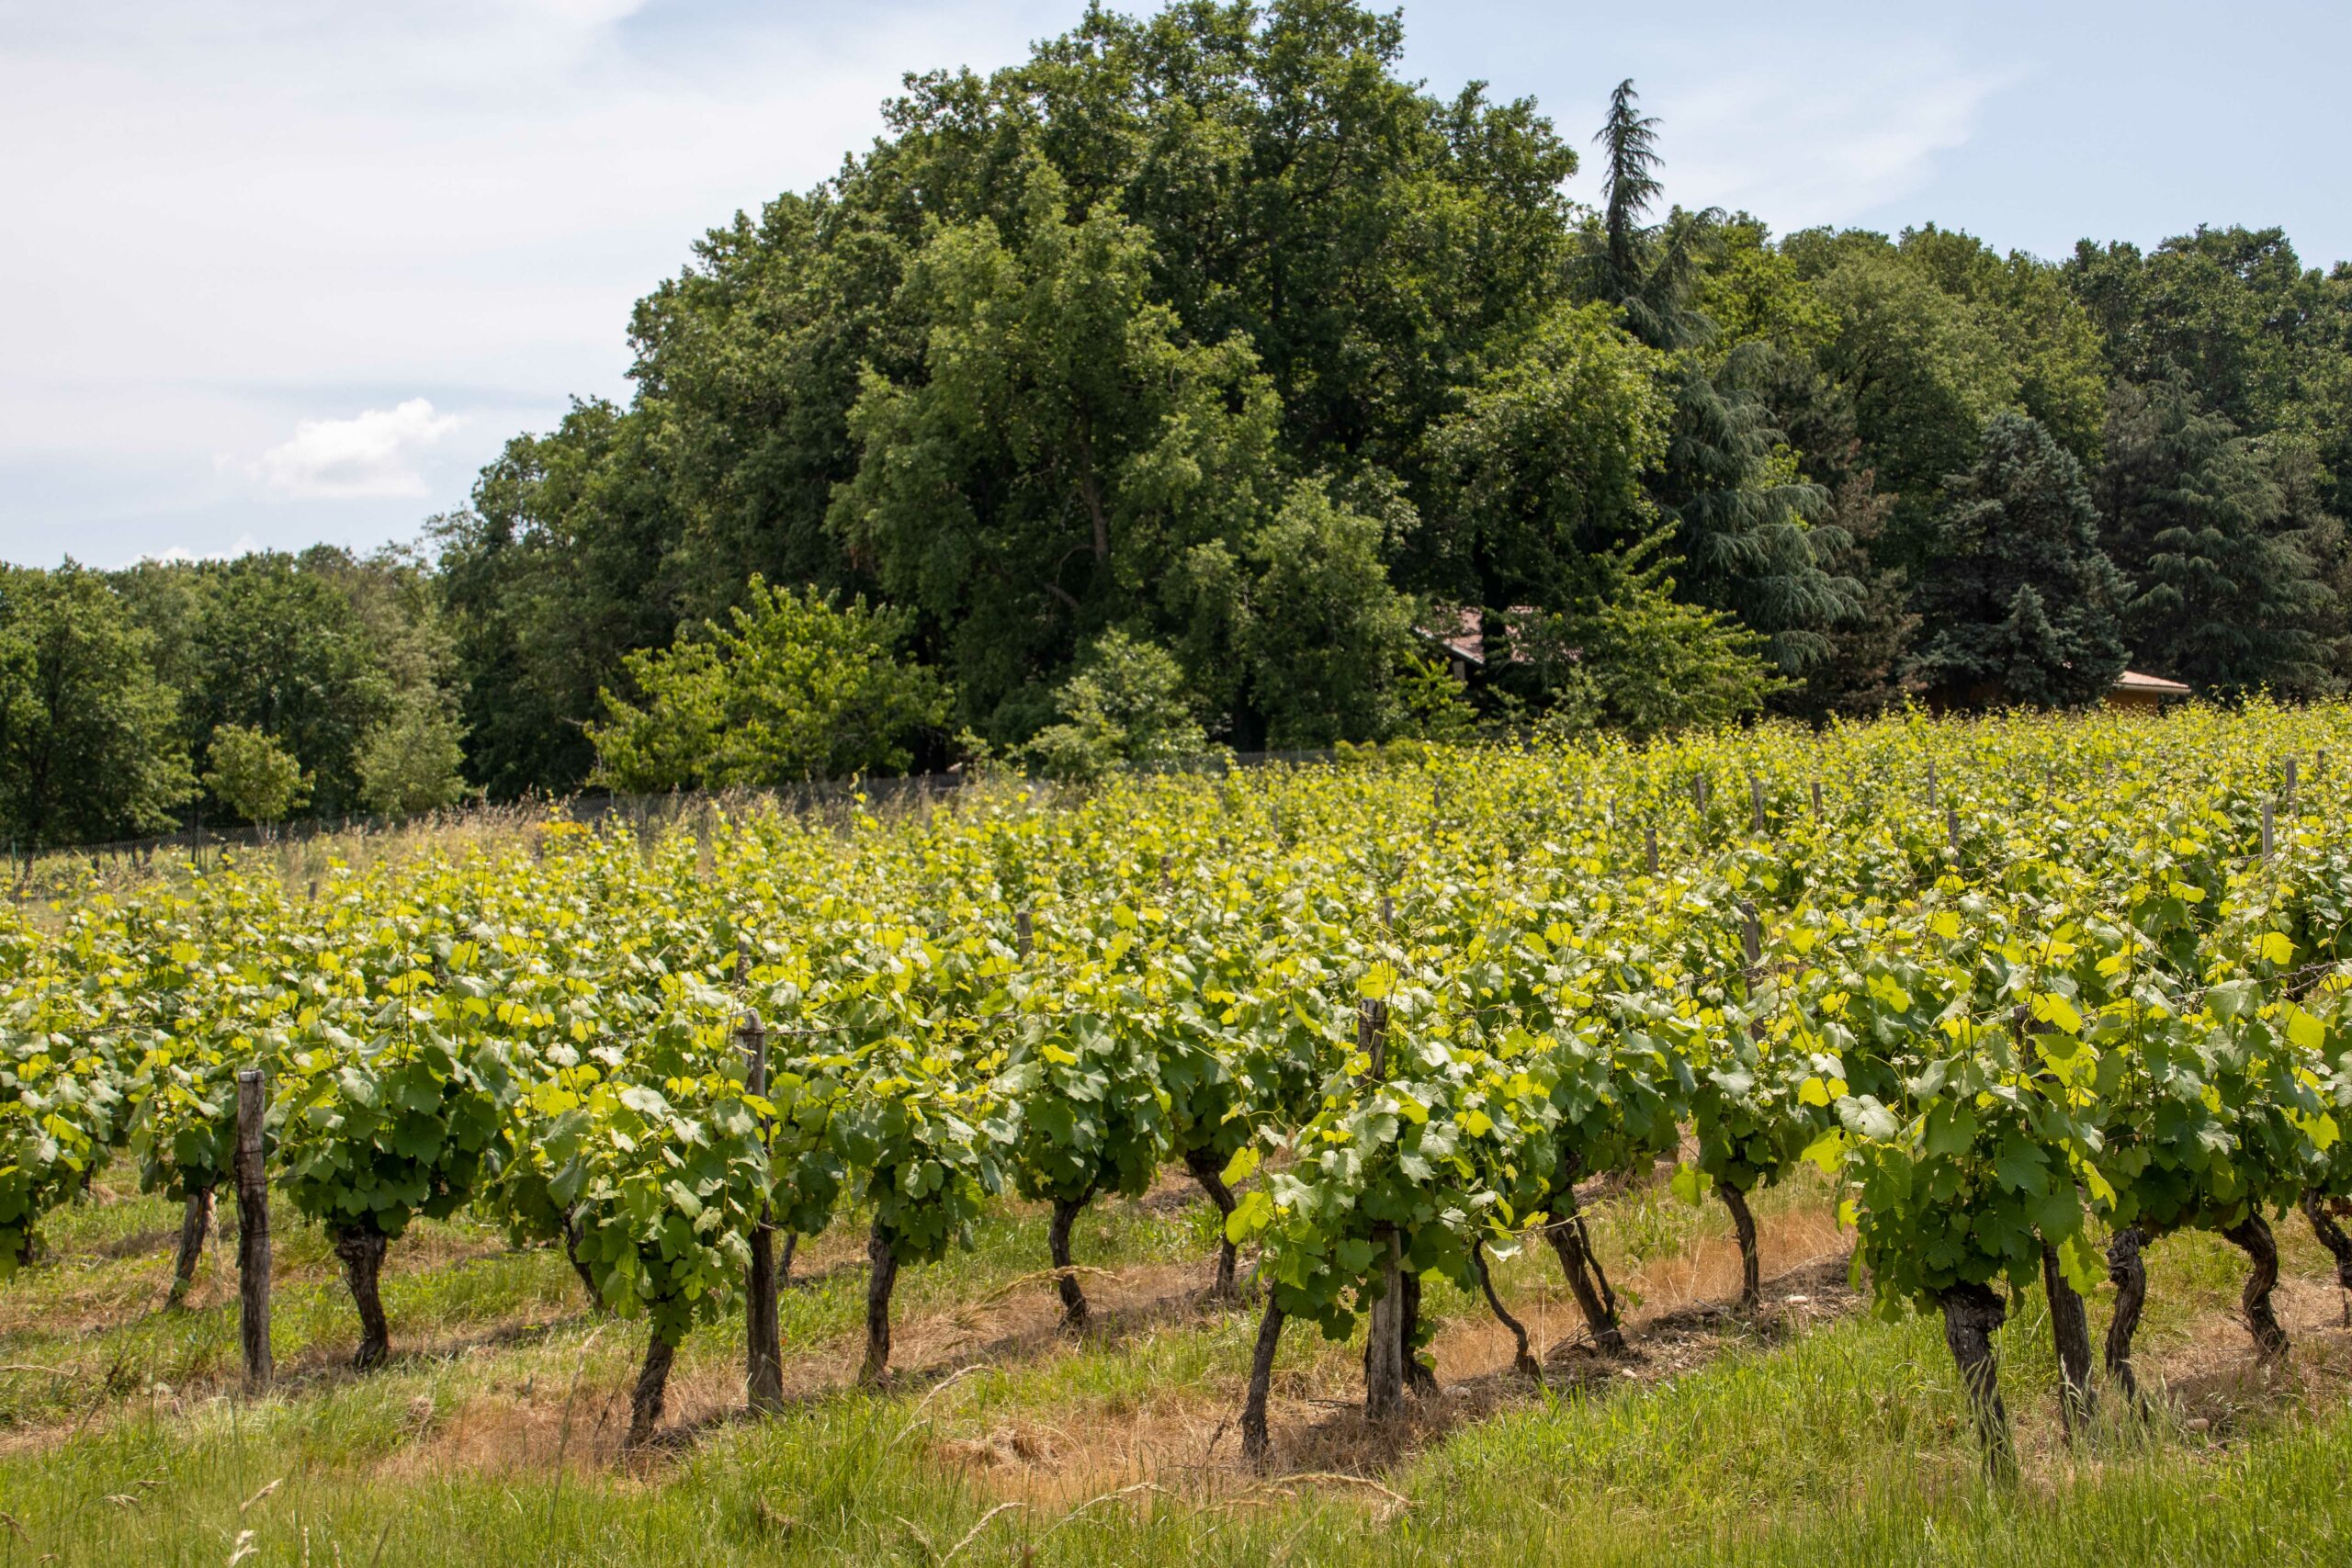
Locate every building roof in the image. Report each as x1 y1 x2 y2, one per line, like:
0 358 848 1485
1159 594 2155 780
2114 670 2191 695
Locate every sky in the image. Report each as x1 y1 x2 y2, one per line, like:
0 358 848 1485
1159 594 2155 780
5 0 2347 570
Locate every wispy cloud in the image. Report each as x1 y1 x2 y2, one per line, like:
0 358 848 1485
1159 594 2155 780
244 400 459 500
1547 34 2015 237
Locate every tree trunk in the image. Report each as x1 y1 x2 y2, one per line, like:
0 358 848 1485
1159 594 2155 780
2301 1191 2352 1326
777 1230 798 1290
1722 1184 1760 1314
1473 1242 1540 1379
2104 1225 2149 1407
561 1208 600 1306
333 1225 390 1371
1362 1225 1406 1421
859 1219 898 1386
1183 1147 1240 1299
1544 1168 1626 1355
1049 1193 1091 1329
1240 1298 1286 1468
626 1327 678 1449
1939 1281 2014 1479
2222 1212 2289 1363
168 1187 215 1309
2040 1238 2096 1437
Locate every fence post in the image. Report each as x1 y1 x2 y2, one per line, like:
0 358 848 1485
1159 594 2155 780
235 1067 271 1393
741 1010 784 1415
1355 996 1403 1419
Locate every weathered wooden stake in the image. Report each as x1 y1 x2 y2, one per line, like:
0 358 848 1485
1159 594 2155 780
1811 779 1824 819
235 1067 272 1393
1926 760 1938 807
1015 909 1034 958
1749 776 1766 833
1645 826 1658 877
2285 756 2299 808
1355 995 1405 1420
2262 802 2276 861
741 1010 783 1415
1946 806 1962 856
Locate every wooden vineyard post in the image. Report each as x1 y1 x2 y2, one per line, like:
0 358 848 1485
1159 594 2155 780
1926 760 1938 808
1645 827 1658 878
2285 756 2299 812
1946 806 1962 858
235 1067 272 1393
1811 780 1824 820
1749 776 1766 834
2262 802 2275 862
741 1010 784 1415
1015 909 1034 959
1356 996 1406 1422
1692 775 1708 814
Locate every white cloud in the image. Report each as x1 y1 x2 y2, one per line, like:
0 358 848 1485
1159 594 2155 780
129 533 260 568
245 400 459 501
1555 39 2012 236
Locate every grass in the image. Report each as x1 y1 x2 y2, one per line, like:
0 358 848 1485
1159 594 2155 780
6 1171 2352 1566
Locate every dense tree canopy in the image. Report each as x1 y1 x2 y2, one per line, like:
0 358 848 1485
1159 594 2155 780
10 1 2352 840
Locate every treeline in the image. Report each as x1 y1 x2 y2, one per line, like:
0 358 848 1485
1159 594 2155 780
9 0 2352 845
0 548 465 849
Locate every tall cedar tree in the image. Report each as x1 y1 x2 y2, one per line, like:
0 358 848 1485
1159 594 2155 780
2098 379 2334 694
1911 413 2131 707
1577 81 1855 672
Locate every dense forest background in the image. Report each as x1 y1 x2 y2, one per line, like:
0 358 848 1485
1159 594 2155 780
8 0 2352 846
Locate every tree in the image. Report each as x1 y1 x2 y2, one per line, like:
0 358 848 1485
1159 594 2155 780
1911 414 2131 706
356 701 471 818
1419 301 1669 610
829 160 1287 740
0 566 193 848
1023 630 1216 781
2097 380 2333 694
1525 533 1784 740
587 579 948 791
1575 82 1853 672
202 725 311 830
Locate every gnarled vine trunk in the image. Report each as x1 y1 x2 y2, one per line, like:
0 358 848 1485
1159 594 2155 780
2104 1225 2149 1406
626 1327 678 1449
860 1218 898 1386
1544 1160 1626 1355
168 1186 215 1309
1939 1281 2013 1479
1240 1299 1286 1467
561 1207 600 1306
2302 1192 2352 1326
2039 1238 2096 1436
777 1229 798 1290
1722 1185 1760 1314
1049 1192 1091 1328
2222 1212 2289 1363
1473 1242 1540 1379
333 1225 390 1370
1182 1147 1240 1299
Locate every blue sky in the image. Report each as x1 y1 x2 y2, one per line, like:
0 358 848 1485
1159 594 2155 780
5 0 2346 569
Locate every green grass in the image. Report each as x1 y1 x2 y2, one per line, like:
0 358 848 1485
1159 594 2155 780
5 1178 2350 1566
